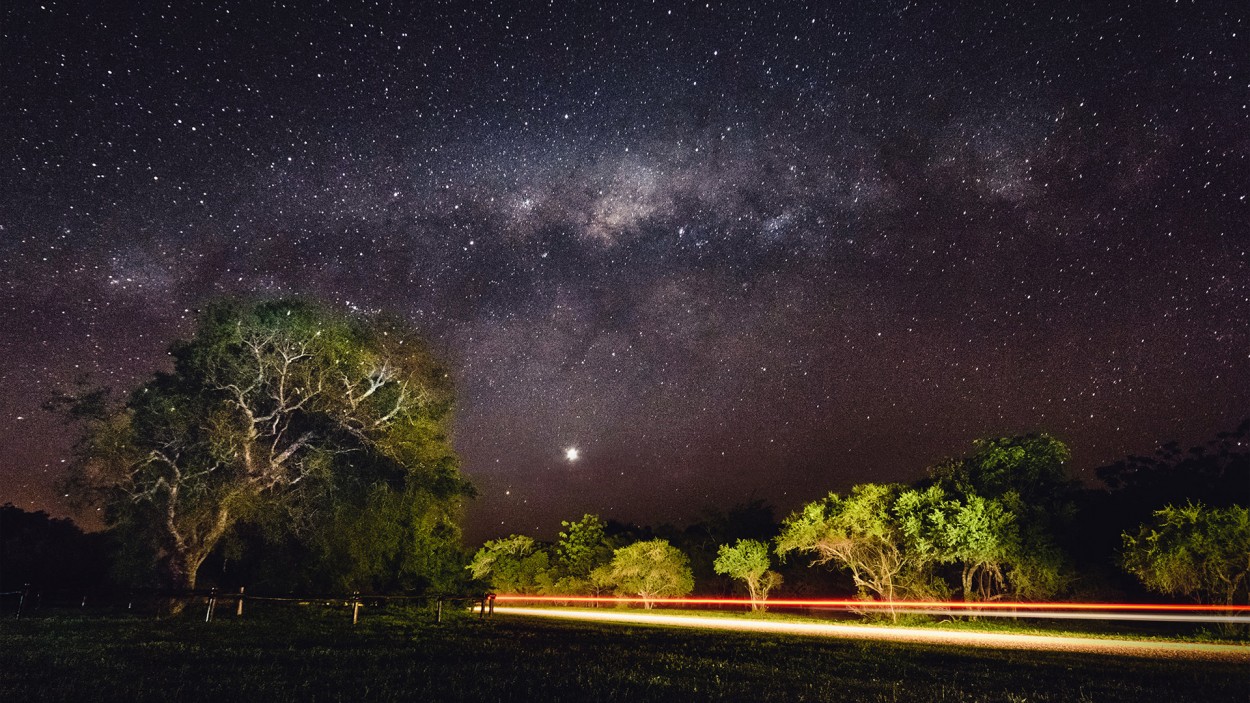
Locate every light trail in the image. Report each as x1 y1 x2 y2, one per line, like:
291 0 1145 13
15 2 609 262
492 607 1250 661
879 609 1250 624
492 594 1250 617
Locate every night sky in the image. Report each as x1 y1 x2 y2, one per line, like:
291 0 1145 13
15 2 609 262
3 1 1247 543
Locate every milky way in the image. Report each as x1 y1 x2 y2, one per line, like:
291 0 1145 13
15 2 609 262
3 1 1247 541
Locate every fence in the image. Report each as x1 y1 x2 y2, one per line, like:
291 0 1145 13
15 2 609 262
0 584 497 625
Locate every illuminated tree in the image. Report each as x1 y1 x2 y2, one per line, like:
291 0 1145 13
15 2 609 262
777 483 939 615
713 539 782 611
467 534 556 594
552 513 615 595
601 539 694 608
895 487 1019 601
928 434 1075 599
1122 502 1250 607
931 434 1073 503
61 298 471 596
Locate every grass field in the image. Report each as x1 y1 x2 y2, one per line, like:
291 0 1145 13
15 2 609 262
2 606 1247 702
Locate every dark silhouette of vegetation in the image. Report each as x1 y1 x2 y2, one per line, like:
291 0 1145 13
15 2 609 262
1072 420 1250 596
0 504 114 592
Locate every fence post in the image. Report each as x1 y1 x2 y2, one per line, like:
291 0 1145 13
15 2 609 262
436 598 442 624
236 586 245 617
205 588 217 623
15 583 30 619
352 592 361 625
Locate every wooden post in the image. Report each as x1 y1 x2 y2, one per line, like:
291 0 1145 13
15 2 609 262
436 598 442 624
236 587 245 617
351 592 361 625
205 588 217 622
15 583 30 619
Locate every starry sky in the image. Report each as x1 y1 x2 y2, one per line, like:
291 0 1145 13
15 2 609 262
3 1 1247 543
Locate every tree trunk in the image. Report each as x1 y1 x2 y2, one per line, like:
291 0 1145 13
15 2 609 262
162 551 199 616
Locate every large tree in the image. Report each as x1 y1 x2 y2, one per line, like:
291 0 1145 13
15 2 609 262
776 483 943 613
599 539 694 608
552 513 616 594
713 539 781 611
61 298 472 593
895 487 1019 602
928 434 1075 599
466 534 556 594
1122 502 1250 607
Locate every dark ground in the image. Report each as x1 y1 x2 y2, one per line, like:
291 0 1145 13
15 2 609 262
1 606 1246 702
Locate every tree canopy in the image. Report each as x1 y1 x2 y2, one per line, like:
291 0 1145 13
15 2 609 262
466 534 555 594
1122 502 1250 607
713 539 781 610
928 434 1075 599
599 539 694 608
775 483 936 609
61 298 472 593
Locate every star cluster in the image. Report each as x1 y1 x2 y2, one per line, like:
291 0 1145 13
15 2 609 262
2 1 1247 540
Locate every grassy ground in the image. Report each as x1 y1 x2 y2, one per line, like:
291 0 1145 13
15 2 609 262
1 606 1247 702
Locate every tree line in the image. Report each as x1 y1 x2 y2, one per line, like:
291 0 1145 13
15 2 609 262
468 431 1250 614
7 296 1248 615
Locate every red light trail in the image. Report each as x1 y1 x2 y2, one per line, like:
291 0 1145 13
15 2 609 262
491 594 1250 613
490 595 1250 623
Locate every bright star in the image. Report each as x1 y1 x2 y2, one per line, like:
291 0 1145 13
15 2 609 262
565 447 580 462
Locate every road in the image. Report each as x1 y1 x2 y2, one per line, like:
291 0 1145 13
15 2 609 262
492 607 1250 661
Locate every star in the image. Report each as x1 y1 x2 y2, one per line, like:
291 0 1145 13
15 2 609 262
565 447 580 462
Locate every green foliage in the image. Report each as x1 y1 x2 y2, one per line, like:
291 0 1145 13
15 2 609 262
776 483 933 607
601 539 694 608
466 513 622 596
778 480 1054 606
934 434 1072 503
929 434 1076 599
895 486 1019 601
467 535 556 594
465 535 552 590
556 514 614 580
713 539 781 610
312 480 468 593
61 297 472 592
1122 502 1250 606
